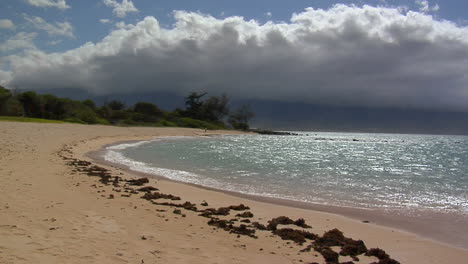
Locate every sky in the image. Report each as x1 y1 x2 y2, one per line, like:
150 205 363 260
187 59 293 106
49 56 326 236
0 0 468 112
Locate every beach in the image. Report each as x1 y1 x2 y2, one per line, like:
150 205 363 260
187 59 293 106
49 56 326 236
1 121 467 264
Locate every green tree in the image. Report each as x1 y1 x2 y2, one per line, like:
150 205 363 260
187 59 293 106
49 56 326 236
183 92 207 119
228 104 254 130
132 102 164 123
0 86 12 114
42 94 66 119
200 94 230 122
107 100 125 111
3 97 24 116
82 99 96 111
17 91 43 117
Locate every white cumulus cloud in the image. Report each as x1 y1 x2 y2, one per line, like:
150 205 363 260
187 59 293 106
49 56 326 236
100 18 112 24
416 0 440 13
3 5 468 112
0 19 15 30
24 15 74 38
25 0 70 10
0 32 37 52
103 0 138 18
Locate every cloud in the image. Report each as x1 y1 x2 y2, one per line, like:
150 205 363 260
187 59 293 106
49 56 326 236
102 0 138 18
24 15 74 38
100 18 112 24
265 12 272 18
3 5 468 112
0 32 37 52
0 70 12 86
416 0 439 13
48 39 63 46
0 19 15 30
25 0 70 10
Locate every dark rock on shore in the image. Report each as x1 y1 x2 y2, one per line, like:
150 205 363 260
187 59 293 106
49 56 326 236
252 130 299 136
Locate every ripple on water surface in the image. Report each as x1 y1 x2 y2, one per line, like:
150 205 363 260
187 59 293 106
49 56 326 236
104 132 468 215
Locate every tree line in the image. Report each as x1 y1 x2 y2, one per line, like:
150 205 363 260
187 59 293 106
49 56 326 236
0 86 254 130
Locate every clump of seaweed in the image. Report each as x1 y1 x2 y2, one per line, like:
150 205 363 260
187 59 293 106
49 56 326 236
173 209 182 215
141 192 181 201
126 177 149 186
365 248 399 264
366 248 389 260
315 246 339 264
151 201 198 212
272 228 318 244
294 218 312 228
267 216 295 230
67 159 91 167
199 207 231 217
228 204 250 211
137 186 159 192
376 259 400 264
340 239 367 258
251 222 267 230
316 228 345 247
230 224 257 238
313 228 368 261
208 218 231 229
180 201 198 211
236 211 254 218
207 218 257 238
267 216 312 230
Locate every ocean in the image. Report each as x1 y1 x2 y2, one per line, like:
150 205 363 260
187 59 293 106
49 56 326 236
103 132 468 246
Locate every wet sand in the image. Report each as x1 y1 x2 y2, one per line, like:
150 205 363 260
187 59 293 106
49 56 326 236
1 121 467 264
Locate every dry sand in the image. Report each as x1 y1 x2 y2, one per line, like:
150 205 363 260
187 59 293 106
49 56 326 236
0 121 467 264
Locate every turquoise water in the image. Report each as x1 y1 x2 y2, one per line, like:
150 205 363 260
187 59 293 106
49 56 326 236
104 132 468 215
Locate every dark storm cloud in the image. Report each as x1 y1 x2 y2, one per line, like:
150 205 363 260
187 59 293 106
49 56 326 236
3 5 468 111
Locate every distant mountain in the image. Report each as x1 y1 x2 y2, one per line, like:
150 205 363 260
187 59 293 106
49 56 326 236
35 88 468 135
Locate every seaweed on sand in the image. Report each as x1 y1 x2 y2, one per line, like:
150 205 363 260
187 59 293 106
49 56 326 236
272 228 318 245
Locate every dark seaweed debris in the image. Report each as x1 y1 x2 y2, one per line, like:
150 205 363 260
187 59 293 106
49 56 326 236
294 218 312 228
340 239 367 258
126 177 149 186
199 207 231 217
236 211 254 218
152 201 198 212
208 218 257 238
141 192 181 201
137 186 159 192
228 204 250 211
267 216 312 230
315 246 339 264
272 228 318 245
316 228 345 247
267 216 295 230
366 248 400 264
251 222 267 230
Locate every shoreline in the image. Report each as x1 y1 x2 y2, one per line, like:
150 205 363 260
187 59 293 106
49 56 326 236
89 137 468 250
2 122 468 264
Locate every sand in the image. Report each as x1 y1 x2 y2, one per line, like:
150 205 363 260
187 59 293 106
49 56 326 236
0 121 467 264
